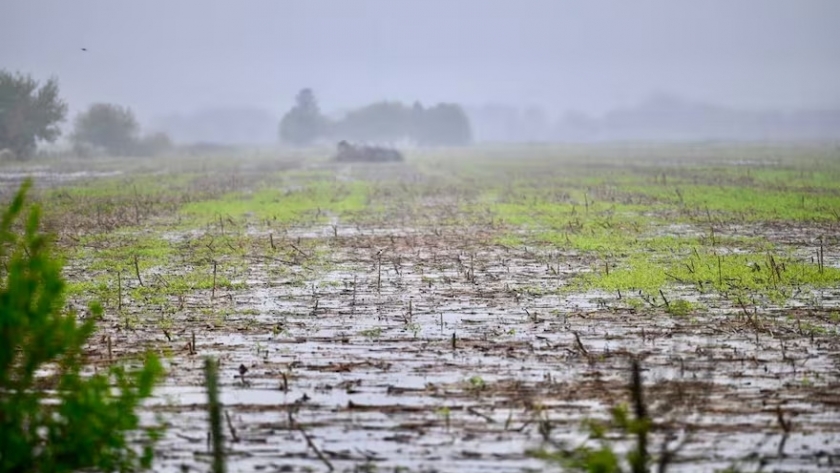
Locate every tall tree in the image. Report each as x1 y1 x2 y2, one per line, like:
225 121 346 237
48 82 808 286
335 101 412 143
71 103 139 156
416 103 472 146
278 88 328 146
0 70 67 160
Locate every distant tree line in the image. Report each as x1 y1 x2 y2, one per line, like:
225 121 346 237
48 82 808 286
551 93 840 142
1 69 171 160
278 88 472 147
467 94 840 143
2 72 471 160
70 103 172 158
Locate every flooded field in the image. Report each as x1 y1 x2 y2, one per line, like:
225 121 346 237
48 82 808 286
10 144 840 472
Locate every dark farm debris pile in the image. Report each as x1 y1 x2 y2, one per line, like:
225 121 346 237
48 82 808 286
334 141 404 163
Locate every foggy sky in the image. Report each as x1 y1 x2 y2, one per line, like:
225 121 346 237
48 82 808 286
2 0 839 126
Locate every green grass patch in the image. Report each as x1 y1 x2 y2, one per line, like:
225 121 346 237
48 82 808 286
180 180 371 225
578 243 840 308
627 184 840 222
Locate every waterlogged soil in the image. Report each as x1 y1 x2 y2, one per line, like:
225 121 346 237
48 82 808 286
0 168 123 194
48 155 840 472
79 232 840 472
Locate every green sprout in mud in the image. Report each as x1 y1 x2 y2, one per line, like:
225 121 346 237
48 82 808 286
157 313 175 332
467 375 487 392
359 327 383 339
254 341 267 359
796 321 829 336
355 460 379 473
665 299 695 317
436 406 452 432
625 298 647 312
271 324 287 338
404 322 421 338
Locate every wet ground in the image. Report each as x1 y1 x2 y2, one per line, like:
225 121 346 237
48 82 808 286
18 151 839 472
96 229 840 472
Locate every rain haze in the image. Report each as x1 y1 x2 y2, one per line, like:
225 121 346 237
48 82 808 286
2 0 840 142
5 3 840 473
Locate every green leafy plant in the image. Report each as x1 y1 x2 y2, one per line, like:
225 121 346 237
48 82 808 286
528 360 652 473
359 327 383 339
665 299 695 317
467 375 487 391
0 179 164 473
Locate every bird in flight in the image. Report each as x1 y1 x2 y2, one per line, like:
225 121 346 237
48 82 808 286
81 48 87 52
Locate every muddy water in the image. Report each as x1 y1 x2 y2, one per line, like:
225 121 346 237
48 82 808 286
78 220 840 473
0 168 123 187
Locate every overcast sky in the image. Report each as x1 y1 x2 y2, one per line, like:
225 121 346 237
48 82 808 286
2 0 839 123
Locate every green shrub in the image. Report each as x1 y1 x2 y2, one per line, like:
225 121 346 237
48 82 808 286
0 179 164 472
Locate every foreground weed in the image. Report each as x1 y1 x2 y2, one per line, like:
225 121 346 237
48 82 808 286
0 180 164 473
204 358 226 473
528 360 652 473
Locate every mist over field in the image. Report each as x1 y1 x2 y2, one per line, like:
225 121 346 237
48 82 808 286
2 0 840 144
4 2 840 471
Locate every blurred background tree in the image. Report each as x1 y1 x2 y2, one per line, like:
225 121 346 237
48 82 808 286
333 101 413 143
414 103 472 146
71 103 139 156
277 88 474 147
333 101 472 146
278 88 328 146
0 70 67 160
